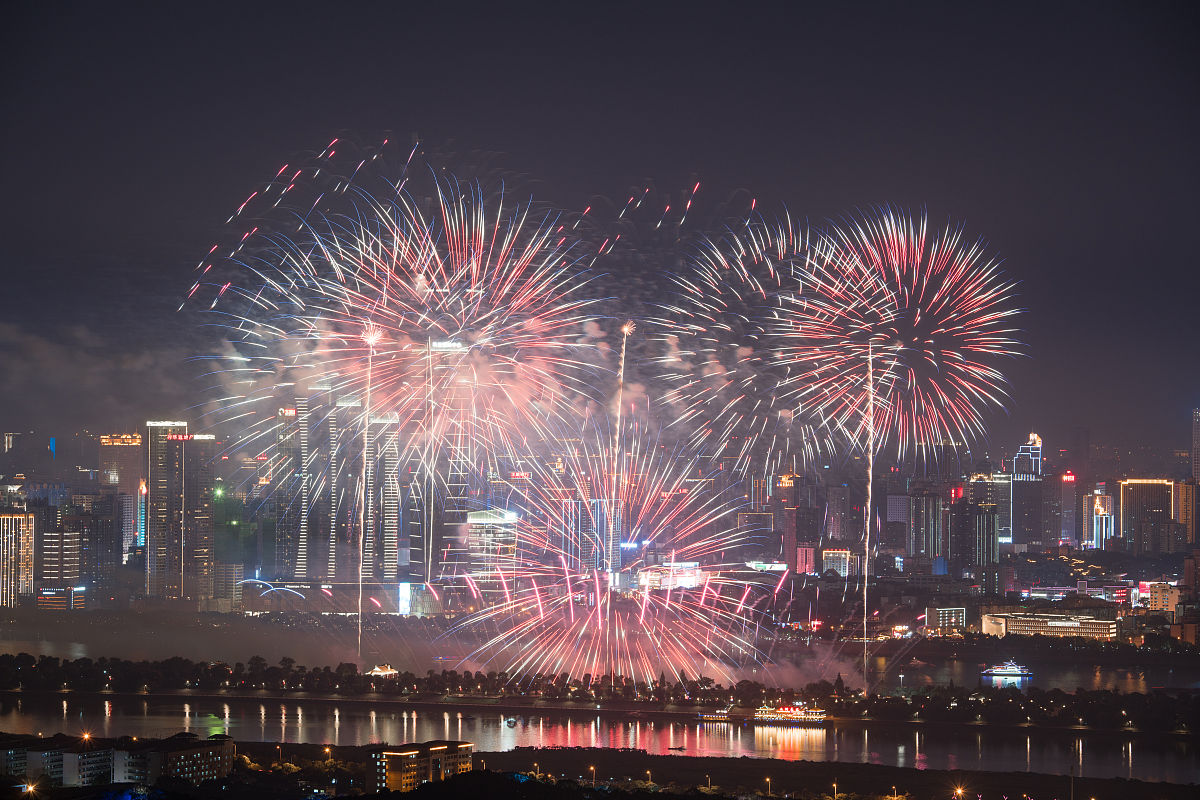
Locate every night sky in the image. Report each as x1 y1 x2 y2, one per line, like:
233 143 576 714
2 2 1197 457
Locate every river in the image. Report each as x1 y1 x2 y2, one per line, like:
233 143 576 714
0 693 1194 784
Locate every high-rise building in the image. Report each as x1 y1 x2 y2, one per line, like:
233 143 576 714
1192 408 1200 482
465 509 518 598
970 502 1001 594
0 512 35 607
1085 488 1115 549
144 422 216 603
1059 472 1077 545
968 472 1013 544
98 434 142 560
907 491 943 558
561 497 624 576
1118 479 1181 554
825 483 850 541
1012 434 1043 477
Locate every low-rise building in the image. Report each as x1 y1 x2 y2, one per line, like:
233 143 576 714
369 740 473 793
982 612 1117 640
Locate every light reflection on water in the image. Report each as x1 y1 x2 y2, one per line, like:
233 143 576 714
0 694 1195 783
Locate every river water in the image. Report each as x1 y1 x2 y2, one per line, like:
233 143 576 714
0 693 1194 784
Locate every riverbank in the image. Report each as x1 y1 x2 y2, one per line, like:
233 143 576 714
475 747 1198 799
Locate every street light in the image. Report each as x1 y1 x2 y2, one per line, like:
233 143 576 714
533 762 539 778
706 774 712 789
590 765 596 787
276 745 282 764
954 789 963 800
324 747 331 762
833 780 838 799
646 770 652 784
766 776 772 797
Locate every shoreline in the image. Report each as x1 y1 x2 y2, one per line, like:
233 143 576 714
0 687 1189 741
471 747 1199 798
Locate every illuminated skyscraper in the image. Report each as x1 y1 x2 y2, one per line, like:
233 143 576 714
1012 434 1043 477
1118 479 1175 554
907 491 944 558
99 434 142 559
1084 488 1114 549
1192 408 1200 482
1060 472 1077 545
145 422 216 602
0 512 35 607
465 508 518 598
968 472 1013 544
561 497 624 576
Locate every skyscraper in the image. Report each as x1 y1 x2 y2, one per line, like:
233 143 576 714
907 491 944 558
99 434 142 560
145 421 216 603
0 512 35 607
968 472 1013 544
1118 479 1180 555
1059 472 1077 546
1192 408 1200 482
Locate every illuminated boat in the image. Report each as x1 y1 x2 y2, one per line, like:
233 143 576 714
697 706 735 722
752 703 827 724
981 660 1033 678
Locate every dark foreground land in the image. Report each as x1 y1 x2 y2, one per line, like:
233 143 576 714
4 739 1196 799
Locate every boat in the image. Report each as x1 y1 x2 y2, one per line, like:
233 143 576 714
667 745 686 751
697 706 735 722
752 703 827 724
981 660 1033 678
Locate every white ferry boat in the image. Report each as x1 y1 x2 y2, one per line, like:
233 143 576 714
980 660 1033 678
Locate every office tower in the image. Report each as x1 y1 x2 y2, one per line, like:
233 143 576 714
327 394 361 579
1118 479 1177 554
970 502 1001 594
782 506 821 572
821 548 852 577
1059 472 1077 545
60 498 121 591
561 497 624 576
0 512 35 607
907 491 943 558
825 483 850 540
99 434 142 491
968 472 1013 544
38 524 80 586
98 434 142 558
1012 434 1043 477
1009 434 1043 547
271 401 312 581
1084 489 1115 549
465 509 518 599
145 422 216 602
1193 408 1200 482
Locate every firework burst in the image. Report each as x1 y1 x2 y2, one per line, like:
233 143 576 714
446 411 779 683
779 208 1024 460
191 143 606 592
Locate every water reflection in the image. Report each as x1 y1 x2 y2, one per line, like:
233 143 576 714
0 694 1193 783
